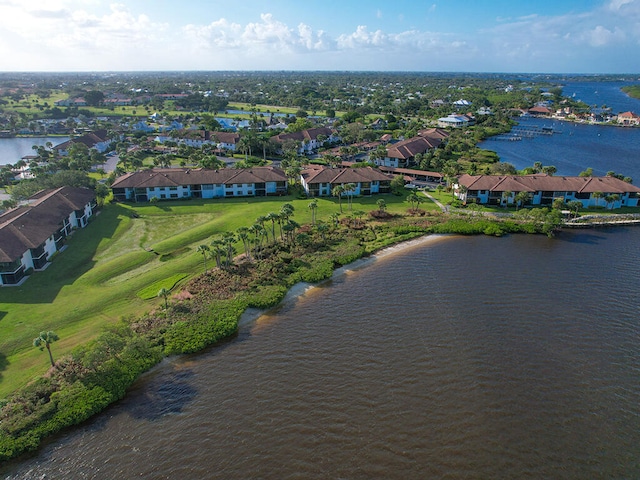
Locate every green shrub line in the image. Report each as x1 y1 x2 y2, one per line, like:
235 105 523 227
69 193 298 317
0 210 564 464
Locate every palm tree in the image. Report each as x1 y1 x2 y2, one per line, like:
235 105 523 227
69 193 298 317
157 288 170 309
567 200 582 218
33 330 59 367
329 212 341 228
308 199 318 225
344 183 357 211
279 203 295 221
376 198 387 213
501 190 512 207
209 239 225 268
248 224 264 259
604 194 620 210
283 220 299 245
266 212 280 243
515 191 531 211
353 210 365 227
196 244 210 272
592 191 604 208
406 192 421 211
279 203 295 240
332 185 345 213
237 227 252 261
222 232 236 267
552 197 567 210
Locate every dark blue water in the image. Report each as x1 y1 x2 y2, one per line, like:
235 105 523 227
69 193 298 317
561 80 640 113
480 81 640 180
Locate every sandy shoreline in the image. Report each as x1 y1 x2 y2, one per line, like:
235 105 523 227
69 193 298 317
239 233 454 328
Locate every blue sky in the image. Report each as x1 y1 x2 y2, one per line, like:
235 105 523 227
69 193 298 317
0 0 638 73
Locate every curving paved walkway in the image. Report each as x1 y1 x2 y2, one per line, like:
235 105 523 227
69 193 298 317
420 191 449 212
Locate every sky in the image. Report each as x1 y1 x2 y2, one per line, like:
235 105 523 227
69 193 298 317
0 0 639 73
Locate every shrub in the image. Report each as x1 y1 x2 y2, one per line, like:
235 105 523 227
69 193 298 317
289 259 335 284
243 285 288 309
164 299 246 355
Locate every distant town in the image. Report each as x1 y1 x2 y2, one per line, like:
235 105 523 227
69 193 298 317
1 72 638 200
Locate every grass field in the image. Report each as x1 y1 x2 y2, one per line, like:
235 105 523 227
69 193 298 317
0 90 350 121
0 192 433 397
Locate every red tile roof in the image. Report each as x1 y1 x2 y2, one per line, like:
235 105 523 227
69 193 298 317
458 174 640 194
110 166 287 189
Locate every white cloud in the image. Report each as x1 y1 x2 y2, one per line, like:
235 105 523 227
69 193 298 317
0 2 639 72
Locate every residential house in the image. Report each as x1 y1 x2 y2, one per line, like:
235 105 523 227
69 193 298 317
370 118 388 130
453 99 471 109
617 111 640 126
0 187 96 286
378 166 443 185
376 128 449 168
210 131 241 151
271 127 339 154
53 129 112 155
437 114 475 129
300 165 392 197
111 166 288 202
454 174 640 208
528 105 553 116
54 97 87 107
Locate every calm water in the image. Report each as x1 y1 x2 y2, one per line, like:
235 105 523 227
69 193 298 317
0 137 68 166
3 81 640 479
479 81 640 179
2 232 639 479
561 80 640 113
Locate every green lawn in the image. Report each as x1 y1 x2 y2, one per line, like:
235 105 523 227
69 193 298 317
0 192 425 397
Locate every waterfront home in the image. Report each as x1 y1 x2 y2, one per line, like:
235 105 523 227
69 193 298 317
617 111 640 126
111 166 288 202
53 130 111 155
375 128 449 168
437 114 474 129
528 106 553 116
454 174 640 208
300 165 392 197
0 187 96 286
271 127 339 154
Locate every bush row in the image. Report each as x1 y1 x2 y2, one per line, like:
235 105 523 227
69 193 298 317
0 214 559 463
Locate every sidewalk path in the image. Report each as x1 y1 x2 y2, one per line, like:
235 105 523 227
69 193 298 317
421 191 448 213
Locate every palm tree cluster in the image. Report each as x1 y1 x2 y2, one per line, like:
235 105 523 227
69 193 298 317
196 202 341 272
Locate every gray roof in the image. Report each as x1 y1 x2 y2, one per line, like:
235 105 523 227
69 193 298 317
0 187 95 263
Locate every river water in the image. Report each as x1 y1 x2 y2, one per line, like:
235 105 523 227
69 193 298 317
479 80 640 179
0 137 69 167
2 231 640 479
2 81 640 479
